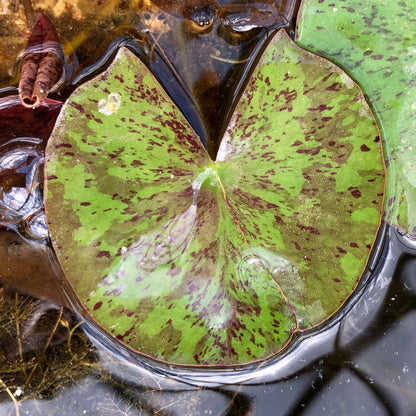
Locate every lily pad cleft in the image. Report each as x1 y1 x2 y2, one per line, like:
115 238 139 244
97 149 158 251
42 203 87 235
45 29 385 366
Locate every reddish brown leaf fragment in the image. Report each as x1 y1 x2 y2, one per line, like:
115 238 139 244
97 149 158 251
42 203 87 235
18 12 63 109
0 96 62 145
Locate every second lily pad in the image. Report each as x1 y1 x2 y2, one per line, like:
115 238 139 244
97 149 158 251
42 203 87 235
44 30 384 366
296 0 416 235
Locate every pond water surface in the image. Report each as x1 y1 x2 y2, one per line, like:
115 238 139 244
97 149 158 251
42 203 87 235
0 1 416 415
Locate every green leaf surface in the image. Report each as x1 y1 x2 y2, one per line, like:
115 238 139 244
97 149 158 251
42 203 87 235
45 29 384 366
296 0 416 235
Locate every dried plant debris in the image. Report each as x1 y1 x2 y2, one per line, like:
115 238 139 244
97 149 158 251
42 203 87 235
0 287 220 415
18 11 63 108
0 285 98 404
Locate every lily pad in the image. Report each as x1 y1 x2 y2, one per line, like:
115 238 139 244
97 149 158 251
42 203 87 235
44 29 384 366
296 0 416 235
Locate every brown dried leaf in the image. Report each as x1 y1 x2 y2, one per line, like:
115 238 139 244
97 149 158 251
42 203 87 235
18 11 63 108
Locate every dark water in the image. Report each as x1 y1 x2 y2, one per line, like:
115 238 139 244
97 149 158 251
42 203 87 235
1 1 416 415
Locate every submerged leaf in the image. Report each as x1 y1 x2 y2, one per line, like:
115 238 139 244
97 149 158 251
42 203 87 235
0 96 62 144
296 0 416 235
45 29 384 366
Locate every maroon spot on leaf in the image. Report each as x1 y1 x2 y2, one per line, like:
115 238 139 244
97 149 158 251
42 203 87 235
351 189 362 198
131 159 144 166
302 172 312 181
298 224 320 235
55 143 72 149
308 104 333 112
296 145 323 156
47 175 58 180
275 215 284 225
342 6 355 13
96 250 110 259
93 301 103 311
80 202 91 206
360 144 370 152
333 278 341 283
336 246 347 254
326 82 343 91
167 266 181 277
104 285 123 297
69 102 85 113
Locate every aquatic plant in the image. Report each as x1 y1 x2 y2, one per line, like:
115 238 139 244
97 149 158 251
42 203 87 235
44 29 384 366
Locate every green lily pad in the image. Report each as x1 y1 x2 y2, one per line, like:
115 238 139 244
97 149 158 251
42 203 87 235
44 29 384 366
296 0 416 235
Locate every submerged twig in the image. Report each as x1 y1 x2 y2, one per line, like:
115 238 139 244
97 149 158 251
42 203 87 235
23 308 64 389
0 378 20 416
18 11 63 108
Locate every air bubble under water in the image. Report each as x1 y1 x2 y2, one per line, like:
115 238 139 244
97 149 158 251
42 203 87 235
0 142 48 241
237 246 304 296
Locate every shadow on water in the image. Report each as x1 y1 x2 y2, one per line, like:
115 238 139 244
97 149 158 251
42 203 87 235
282 228 416 416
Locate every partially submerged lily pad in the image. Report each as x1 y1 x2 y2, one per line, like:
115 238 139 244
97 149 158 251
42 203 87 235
296 0 416 235
44 29 384 366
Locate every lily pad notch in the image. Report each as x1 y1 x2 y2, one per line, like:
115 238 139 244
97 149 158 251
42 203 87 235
45 29 385 366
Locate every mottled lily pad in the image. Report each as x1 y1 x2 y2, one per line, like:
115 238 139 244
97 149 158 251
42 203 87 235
296 0 416 235
44 29 384 366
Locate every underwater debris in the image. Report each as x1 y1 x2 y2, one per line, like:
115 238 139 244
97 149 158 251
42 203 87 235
18 12 63 109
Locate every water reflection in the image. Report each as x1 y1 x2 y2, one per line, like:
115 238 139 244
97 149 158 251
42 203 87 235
283 231 416 415
237 247 302 295
1 0 298 156
0 143 47 241
0 0 415 414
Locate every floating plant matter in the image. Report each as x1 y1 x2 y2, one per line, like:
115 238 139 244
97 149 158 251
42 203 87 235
18 12 63 109
44 29 384 366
